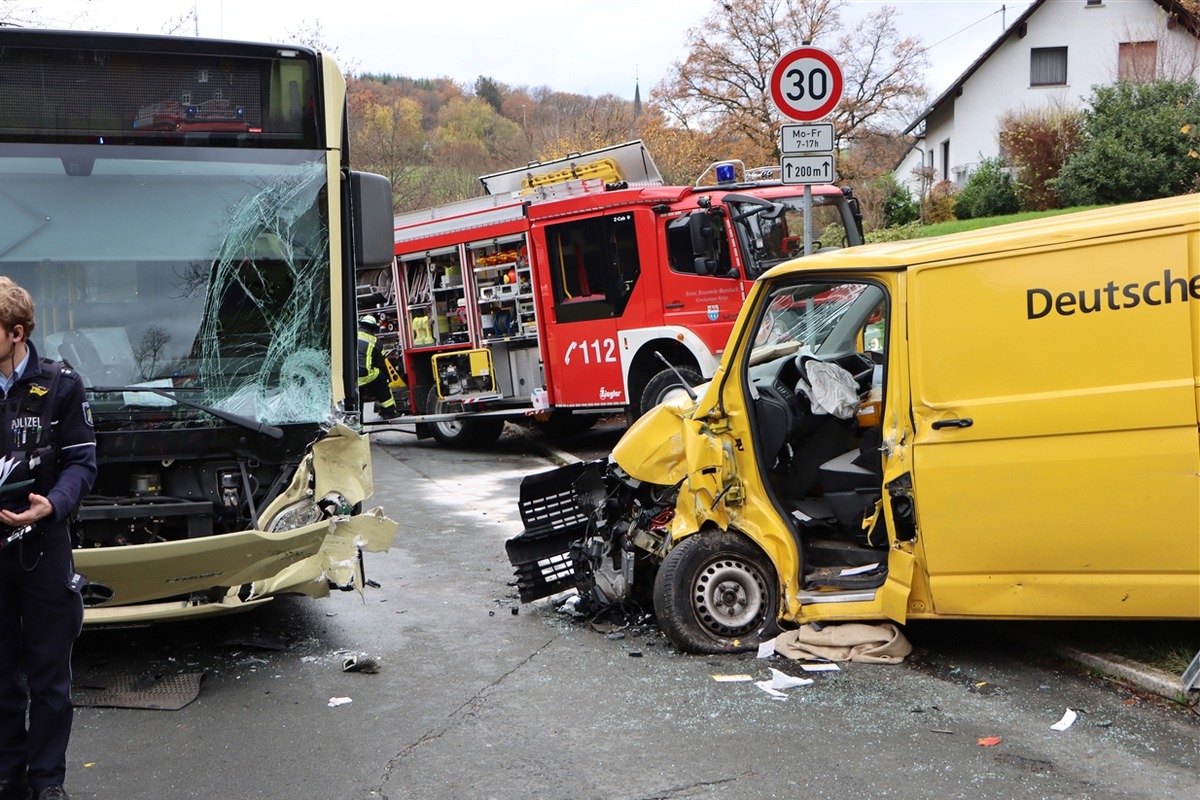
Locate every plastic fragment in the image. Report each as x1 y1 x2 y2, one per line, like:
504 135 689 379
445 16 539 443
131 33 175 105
977 736 1002 747
342 655 381 674
327 696 353 707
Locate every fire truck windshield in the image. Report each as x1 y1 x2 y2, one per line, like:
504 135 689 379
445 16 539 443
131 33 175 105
731 194 854 277
0 145 333 430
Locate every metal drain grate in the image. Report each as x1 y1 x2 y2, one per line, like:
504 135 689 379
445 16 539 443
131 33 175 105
74 672 204 710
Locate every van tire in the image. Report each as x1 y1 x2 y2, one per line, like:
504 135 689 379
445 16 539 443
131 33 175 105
425 392 505 448
638 366 702 418
652 529 780 654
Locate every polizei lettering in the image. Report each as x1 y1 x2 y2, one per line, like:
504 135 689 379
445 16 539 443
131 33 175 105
1027 269 1200 319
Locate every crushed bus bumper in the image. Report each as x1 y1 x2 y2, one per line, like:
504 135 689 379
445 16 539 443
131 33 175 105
78 425 398 625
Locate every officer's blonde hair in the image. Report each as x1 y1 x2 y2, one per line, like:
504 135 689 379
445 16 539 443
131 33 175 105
0 276 36 338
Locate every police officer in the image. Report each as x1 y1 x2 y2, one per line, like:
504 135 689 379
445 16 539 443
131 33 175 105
357 315 400 420
0 278 97 800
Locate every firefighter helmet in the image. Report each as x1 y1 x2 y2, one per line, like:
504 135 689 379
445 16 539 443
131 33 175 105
359 314 380 333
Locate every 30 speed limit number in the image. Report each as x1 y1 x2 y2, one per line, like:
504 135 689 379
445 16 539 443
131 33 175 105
769 46 843 122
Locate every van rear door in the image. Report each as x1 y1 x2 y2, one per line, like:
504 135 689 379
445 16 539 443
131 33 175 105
907 230 1200 619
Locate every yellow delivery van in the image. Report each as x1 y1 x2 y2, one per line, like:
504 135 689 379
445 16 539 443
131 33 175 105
507 194 1200 653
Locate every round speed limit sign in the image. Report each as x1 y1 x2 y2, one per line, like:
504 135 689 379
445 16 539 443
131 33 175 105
769 46 843 122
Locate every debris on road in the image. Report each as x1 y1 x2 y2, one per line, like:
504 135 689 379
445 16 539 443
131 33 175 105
327 696 353 708
743 668 816 700
342 654 381 674
1050 708 1078 731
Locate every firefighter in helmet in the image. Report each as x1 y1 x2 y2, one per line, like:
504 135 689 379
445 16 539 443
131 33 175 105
357 315 400 420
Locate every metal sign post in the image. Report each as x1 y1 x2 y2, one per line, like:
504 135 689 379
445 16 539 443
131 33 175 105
769 47 843 256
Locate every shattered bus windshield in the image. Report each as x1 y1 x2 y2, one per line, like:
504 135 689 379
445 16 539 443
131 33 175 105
0 148 332 429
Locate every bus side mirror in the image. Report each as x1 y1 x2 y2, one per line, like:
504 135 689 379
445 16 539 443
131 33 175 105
350 171 394 268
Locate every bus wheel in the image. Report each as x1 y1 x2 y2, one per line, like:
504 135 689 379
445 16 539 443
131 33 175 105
638 366 702 418
653 530 779 654
425 393 505 448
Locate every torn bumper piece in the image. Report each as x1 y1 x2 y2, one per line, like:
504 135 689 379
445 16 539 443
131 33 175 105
505 461 605 603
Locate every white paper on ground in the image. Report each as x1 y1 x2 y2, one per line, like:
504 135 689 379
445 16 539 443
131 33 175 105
753 681 789 699
766 667 814 690
757 637 778 659
1050 708 1077 731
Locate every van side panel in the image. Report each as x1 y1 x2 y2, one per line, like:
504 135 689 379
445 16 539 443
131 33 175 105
1192 230 1200 496
908 230 1200 618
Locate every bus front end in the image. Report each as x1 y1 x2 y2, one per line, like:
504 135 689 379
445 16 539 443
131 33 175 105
0 29 397 623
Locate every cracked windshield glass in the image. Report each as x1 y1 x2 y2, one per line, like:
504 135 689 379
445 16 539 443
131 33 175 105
0 149 331 429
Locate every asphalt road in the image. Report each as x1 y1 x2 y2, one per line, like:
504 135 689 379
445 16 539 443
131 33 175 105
65 424 1199 800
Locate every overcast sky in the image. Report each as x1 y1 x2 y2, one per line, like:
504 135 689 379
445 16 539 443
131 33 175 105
14 0 1036 100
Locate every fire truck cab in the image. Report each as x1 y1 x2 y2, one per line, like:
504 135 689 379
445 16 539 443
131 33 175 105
366 140 863 446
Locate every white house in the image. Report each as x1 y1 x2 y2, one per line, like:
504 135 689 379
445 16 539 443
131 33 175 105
896 0 1200 197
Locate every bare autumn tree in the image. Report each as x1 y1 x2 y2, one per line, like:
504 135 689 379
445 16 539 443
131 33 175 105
653 0 927 164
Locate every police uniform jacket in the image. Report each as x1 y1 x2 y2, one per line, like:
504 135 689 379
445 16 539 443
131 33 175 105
1 342 97 528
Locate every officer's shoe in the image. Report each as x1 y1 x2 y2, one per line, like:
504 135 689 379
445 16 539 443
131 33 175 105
0 777 31 800
378 405 401 420
33 787 67 800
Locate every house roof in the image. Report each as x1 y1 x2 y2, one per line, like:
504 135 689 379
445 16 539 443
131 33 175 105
902 0 1199 135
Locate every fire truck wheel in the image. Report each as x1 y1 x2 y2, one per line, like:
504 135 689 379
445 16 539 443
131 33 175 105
638 366 703 418
653 529 780 654
425 393 505 448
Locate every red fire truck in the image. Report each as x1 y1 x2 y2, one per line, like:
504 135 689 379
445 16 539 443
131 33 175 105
362 140 862 446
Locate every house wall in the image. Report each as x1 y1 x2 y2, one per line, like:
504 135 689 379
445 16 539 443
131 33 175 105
898 0 1200 201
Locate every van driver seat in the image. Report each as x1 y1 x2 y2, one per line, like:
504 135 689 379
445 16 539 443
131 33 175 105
818 448 882 532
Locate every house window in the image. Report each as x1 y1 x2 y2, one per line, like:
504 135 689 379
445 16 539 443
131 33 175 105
1085 0 1103 6
1118 41 1157 82
1030 47 1068 86
941 140 950 182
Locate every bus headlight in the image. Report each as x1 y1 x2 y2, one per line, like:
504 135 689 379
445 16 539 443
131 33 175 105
265 499 325 533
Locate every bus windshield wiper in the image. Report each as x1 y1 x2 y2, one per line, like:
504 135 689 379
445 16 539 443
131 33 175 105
88 385 284 440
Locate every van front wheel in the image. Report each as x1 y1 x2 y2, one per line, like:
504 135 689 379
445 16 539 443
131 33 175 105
653 530 780 654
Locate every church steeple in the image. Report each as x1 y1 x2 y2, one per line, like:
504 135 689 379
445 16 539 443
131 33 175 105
631 78 642 139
